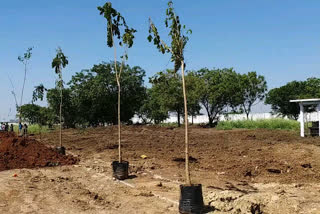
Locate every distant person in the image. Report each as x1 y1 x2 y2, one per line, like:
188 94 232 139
1 123 5 131
18 122 23 136
10 124 14 132
23 123 28 137
5 123 9 132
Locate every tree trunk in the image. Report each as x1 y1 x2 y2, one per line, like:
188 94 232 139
177 111 181 127
181 61 191 186
20 63 27 107
109 23 122 163
117 80 122 163
59 72 63 148
39 126 42 141
192 115 194 125
208 117 214 127
244 104 251 120
17 63 28 137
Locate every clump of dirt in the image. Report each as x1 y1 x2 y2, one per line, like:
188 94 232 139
172 156 198 163
0 131 15 139
0 135 79 171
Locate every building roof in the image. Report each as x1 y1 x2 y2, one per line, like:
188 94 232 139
290 98 320 104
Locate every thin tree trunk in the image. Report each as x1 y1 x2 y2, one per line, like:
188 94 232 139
110 25 122 163
18 63 27 137
181 61 191 186
117 79 122 163
20 63 27 107
177 111 181 127
40 126 42 141
208 117 213 127
59 72 63 148
244 104 250 120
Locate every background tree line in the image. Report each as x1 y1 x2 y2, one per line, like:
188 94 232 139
265 77 320 119
19 62 270 128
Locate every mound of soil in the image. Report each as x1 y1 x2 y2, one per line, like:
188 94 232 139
0 135 78 171
0 131 15 139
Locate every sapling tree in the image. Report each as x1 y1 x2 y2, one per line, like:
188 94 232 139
18 47 33 108
17 47 33 134
98 2 136 163
148 1 193 185
52 47 69 148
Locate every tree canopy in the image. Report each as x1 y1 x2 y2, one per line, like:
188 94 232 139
266 78 320 119
67 62 146 126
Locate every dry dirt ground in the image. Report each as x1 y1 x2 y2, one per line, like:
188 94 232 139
1 126 320 213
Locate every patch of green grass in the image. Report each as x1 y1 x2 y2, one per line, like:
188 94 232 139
13 124 52 135
159 122 179 128
216 118 300 131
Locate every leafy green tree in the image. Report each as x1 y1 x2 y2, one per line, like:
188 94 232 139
98 2 137 163
148 70 201 126
239 72 267 119
68 68 102 126
224 72 243 113
69 62 146 126
304 78 320 98
46 88 76 128
137 88 169 124
19 104 41 124
185 71 202 124
197 68 238 126
37 107 55 139
266 78 320 119
19 103 54 140
265 82 302 119
51 47 69 148
148 1 193 185
149 70 184 126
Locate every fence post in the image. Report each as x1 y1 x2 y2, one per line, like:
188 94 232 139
299 103 305 137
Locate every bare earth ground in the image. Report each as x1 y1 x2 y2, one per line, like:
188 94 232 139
1 126 320 213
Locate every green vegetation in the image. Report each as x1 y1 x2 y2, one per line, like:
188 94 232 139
266 78 320 119
19 104 54 127
216 119 300 131
13 124 51 135
68 63 145 126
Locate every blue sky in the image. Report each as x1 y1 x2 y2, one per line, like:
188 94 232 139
0 0 319 120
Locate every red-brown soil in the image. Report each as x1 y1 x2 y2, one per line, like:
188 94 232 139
0 132 78 171
43 126 320 185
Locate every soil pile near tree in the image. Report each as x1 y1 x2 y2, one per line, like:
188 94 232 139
0 134 78 171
